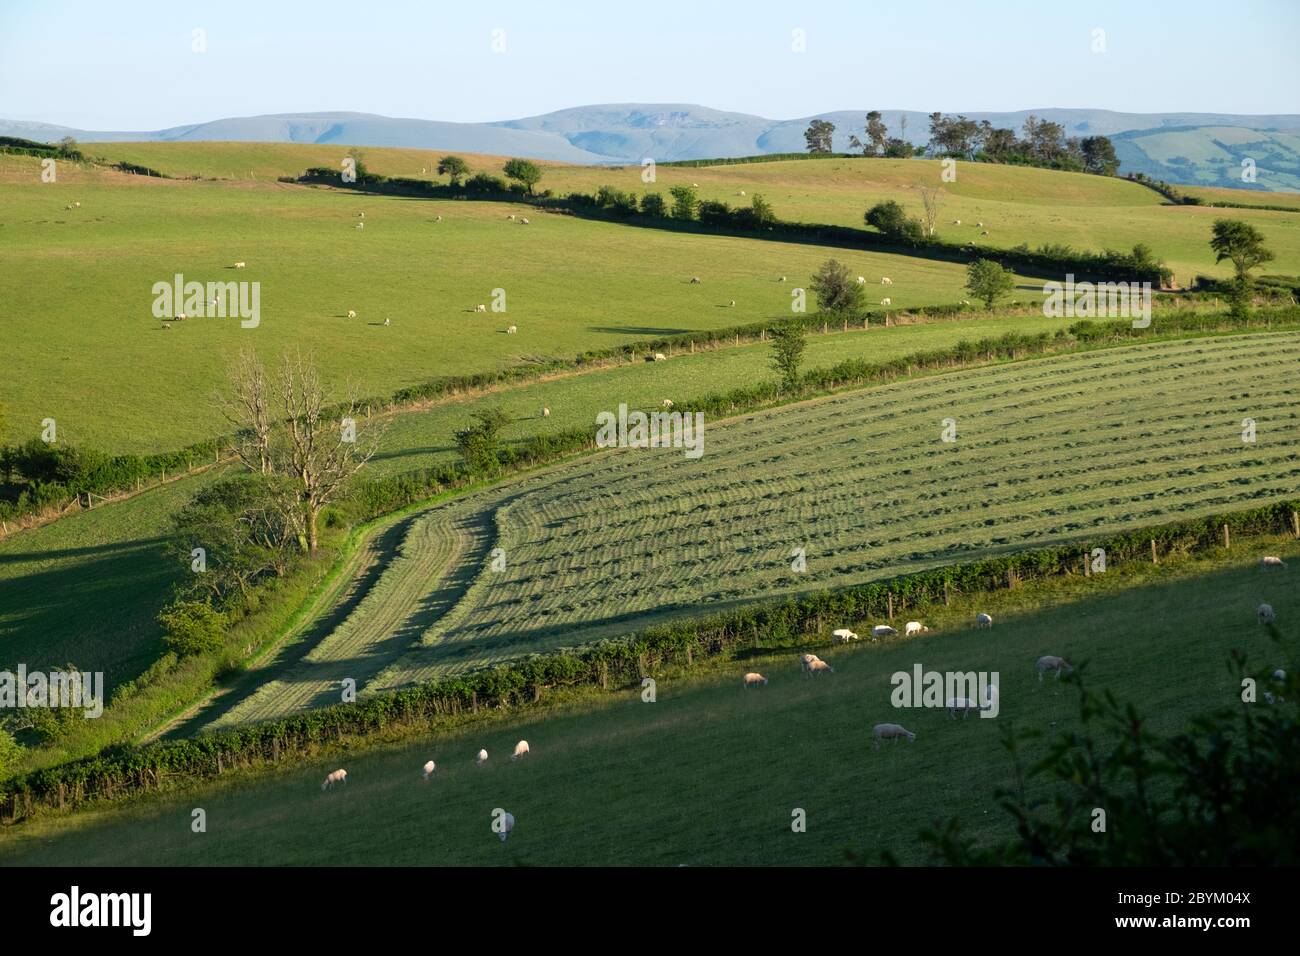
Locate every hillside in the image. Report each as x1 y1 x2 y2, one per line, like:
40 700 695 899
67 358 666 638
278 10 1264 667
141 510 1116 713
1114 125 1300 193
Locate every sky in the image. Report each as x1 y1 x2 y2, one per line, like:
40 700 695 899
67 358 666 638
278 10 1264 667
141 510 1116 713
1 0 1297 130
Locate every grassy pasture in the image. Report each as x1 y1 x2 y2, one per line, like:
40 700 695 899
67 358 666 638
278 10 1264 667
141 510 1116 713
204 333 1300 728
2 543 1293 866
84 144 1300 283
0 153 1020 453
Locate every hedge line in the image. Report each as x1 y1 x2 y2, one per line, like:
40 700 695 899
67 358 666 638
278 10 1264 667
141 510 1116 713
5 493 1297 822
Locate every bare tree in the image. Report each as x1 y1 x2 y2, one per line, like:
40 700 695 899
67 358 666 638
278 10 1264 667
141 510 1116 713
220 348 272 474
919 187 943 238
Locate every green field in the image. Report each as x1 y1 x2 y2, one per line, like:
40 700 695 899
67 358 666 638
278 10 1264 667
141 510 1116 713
2 545 1292 866
200 332 1300 729
84 143 1300 285
0 153 1032 453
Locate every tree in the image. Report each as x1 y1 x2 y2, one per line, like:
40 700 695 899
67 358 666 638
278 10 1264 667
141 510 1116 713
56 136 78 157
158 600 227 657
640 192 667 217
0 726 21 778
502 158 542 195
346 147 370 179
669 185 698 221
965 259 1017 310
1080 136 1119 176
1210 219 1274 317
919 187 943 238
809 259 865 314
220 347 272 475
804 119 836 154
748 193 776 226
454 408 511 475
437 155 469 185
865 200 925 243
768 321 807 391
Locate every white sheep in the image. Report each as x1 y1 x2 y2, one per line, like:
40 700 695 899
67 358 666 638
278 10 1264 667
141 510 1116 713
743 672 769 688
881 277 893 285
435 215 443 222
512 740 530 760
653 352 667 362
498 811 515 842
383 317 391 326
73 201 80 208
880 298 892 306
1258 603 1276 624
960 299 972 306
542 407 550 418
778 275 787 282
422 760 436 780
808 659 835 677
356 221 365 229
739 190 746 196
872 723 916 749
799 653 823 675
856 276 867 284
234 261 246 269
689 276 701 284
1036 655 1072 682
1275 668 1287 681
904 621 928 637
871 624 898 640
691 182 699 187
520 217 530 224
474 304 487 313
476 748 488 766
975 221 984 228
507 324 517 334
975 613 993 628
321 768 348 790
729 300 736 307
661 399 674 409
832 628 858 643
347 309 357 319
980 230 989 236
358 211 364 218
508 214 515 220
1261 556 1287 569
952 219 961 225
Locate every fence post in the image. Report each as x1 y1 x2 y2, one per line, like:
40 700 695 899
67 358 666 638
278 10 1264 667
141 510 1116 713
1293 510 1299 538
1223 524 1230 549
887 593 894 620
1083 553 1090 577
1150 539 1158 564
943 581 950 605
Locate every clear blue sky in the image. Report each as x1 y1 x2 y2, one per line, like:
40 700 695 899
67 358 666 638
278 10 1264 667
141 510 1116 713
1 0 1296 129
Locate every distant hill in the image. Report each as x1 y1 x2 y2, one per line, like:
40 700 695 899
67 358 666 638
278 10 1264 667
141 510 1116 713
4 104 1298 191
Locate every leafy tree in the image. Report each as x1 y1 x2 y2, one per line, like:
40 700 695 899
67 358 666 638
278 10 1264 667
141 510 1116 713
669 185 698 220
56 136 78 157
158 600 227 657
865 200 925 243
809 258 865 314
0 726 21 777
966 259 1016 309
346 147 370 179
748 193 776 226
437 155 469 185
640 192 667 217
502 158 542 195
454 408 511 475
1210 219 1274 317
804 119 836 154
1080 136 1119 176
768 321 807 391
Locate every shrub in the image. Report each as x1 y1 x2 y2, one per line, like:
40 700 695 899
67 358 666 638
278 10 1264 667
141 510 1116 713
809 258 865 314
639 192 667 217
158 601 228 657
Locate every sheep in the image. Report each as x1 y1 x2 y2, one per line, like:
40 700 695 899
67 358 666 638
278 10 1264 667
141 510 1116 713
881 277 893 285
541 407 550 418
474 304 487 313
661 399 674 409
1275 668 1287 681
691 182 699 187
176 313 187 320
975 221 984 228
498 811 515 842
729 300 736 307
512 740 530 760
234 261 247 269
383 317 391 327
832 628 858 643
653 352 667 362
356 221 365 229
871 624 898 640
904 621 929 637
856 276 867 285
320 768 348 790
520 217 530 224
952 219 961 225
506 324 517 334
743 672 769 688
778 276 786 282
975 613 993 628
872 723 916 749
358 211 364 218
347 310 357 319
1258 603 1276 624
1261 556 1287 569
435 215 442 222
980 230 989 236
689 276 701 284
880 298 892 306
507 214 515 220
1036 655 1072 682
808 659 835 676
739 190 746 196
476 748 489 766
947 697 979 719
422 760 436 780
799 653 823 675
960 299 972 306
162 323 172 330
73 201 80 208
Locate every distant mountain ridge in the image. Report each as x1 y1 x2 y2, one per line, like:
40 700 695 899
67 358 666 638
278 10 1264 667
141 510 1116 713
4 104 1298 190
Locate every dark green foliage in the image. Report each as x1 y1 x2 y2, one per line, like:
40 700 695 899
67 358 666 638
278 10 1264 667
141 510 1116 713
158 601 227 658
809 258 866 314
865 201 926 243
965 258 1017 309
768 320 807 390
502 158 542 194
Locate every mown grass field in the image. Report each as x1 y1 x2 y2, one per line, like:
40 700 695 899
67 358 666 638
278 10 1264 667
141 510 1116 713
205 332 1300 728
2 543 1293 866
85 144 1300 285
0 152 1016 453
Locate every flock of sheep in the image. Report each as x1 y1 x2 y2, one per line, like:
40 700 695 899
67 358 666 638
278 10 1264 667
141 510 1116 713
320 739 532 842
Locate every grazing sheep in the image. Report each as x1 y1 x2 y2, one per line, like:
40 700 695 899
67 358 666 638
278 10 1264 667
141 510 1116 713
872 723 916 749
347 310 357 319
1274 668 1287 681
1261 556 1287 569
808 659 835 677
176 313 187 320
73 201 80 208
162 323 172 330
799 653 823 675
498 811 515 842
689 276 701 284
476 748 489 766
234 261 247 269
1036 655 1072 682
520 217 530 224
975 613 993 628
383 317 391 326
358 212 364 218
905 621 929 637
880 298 891 306
506 324 517 334
947 697 979 719
832 628 858 643
512 740 530 760
743 672 769 688
739 190 746 196
778 275 786 282
507 214 515 220
980 230 989 236
661 399 674 409
356 222 364 229
952 219 961 225
856 276 867 284
871 624 898 640
321 768 348 790
474 304 487 313
653 352 667 362
881 277 893 285
542 407 550 418
422 760 436 780
976 221 984 228
435 215 442 222
1259 603 1276 624
729 300 736 307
